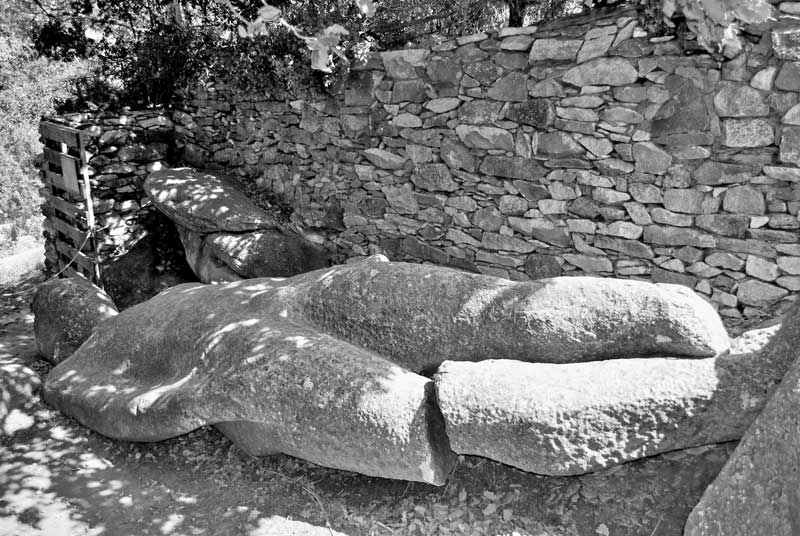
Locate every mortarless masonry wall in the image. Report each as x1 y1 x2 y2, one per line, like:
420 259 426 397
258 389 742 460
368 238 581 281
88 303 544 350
48 3 800 322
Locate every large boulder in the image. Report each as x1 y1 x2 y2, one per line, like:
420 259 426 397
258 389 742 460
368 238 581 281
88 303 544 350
32 277 118 364
684 302 800 536
144 168 277 233
206 230 329 278
434 322 782 475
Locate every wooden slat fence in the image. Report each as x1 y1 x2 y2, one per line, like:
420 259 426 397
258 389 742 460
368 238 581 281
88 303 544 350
39 121 103 285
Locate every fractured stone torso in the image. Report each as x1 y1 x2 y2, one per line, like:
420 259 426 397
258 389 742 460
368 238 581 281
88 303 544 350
41 256 789 486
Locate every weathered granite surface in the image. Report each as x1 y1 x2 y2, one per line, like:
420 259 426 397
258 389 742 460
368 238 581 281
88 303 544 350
31 277 118 364
683 302 800 536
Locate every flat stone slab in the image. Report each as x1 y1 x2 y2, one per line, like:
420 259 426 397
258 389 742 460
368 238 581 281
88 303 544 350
684 303 800 536
434 322 785 476
144 168 277 233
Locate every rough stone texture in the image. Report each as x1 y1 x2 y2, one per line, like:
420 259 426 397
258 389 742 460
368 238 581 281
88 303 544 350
32 277 118 364
288 261 729 372
177 225 242 284
205 230 330 278
44 259 457 485
435 320 787 476
144 168 277 233
684 303 800 536
562 57 638 87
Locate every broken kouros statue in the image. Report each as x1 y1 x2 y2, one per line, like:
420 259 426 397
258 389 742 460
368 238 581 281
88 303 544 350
44 255 774 485
144 168 330 283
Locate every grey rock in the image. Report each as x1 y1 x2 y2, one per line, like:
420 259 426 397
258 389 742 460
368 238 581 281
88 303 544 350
363 148 408 170
382 185 419 214
737 279 789 306
505 100 555 127
479 156 546 180
455 125 515 151
529 39 581 61
381 49 430 79
722 119 774 147
440 138 476 172
713 84 769 117
523 254 561 279
562 57 638 87
661 189 705 215
684 302 800 536
537 132 583 156
205 230 330 278
723 185 765 215
144 168 277 233
693 161 753 185
436 319 796 478
177 225 242 284
32 278 118 364
779 126 800 165
633 143 672 174
695 215 749 238
644 226 717 248
412 164 459 192
487 72 528 102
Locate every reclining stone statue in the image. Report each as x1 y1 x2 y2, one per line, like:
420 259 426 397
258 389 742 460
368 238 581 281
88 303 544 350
41 256 794 485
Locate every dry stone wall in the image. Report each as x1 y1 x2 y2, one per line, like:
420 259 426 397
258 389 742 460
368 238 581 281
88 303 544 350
41 110 175 272
172 5 800 322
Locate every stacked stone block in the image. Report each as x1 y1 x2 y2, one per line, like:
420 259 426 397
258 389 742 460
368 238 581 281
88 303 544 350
42 111 175 272
171 6 800 321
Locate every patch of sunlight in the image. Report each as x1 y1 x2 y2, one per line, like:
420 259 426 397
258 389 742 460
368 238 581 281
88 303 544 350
161 513 185 534
284 335 313 349
249 516 350 536
126 368 197 415
2 408 35 435
202 319 262 353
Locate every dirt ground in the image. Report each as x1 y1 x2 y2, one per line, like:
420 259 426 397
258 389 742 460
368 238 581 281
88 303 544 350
1 270 736 536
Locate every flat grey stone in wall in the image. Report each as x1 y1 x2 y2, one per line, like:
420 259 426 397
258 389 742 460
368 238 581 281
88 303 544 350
644 226 716 248
480 155 546 180
523 254 562 279
363 148 408 170
537 131 583 156
695 214 749 238
529 38 582 61
562 57 638 87
455 125 515 151
722 185 766 215
693 161 753 185
663 189 706 214
593 236 655 259
505 100 555 127
411 164 458 192
440 138 476 172
737 279 789 306
392 80 428 103
775 61 800 91
382 185 419 214
487 72 529 102
713 84 769 117
722 118 774 147
779 125 800 164
633 142 672 174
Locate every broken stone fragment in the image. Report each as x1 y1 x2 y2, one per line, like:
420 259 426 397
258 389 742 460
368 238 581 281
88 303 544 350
435 321 786 476
684 303 800 536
